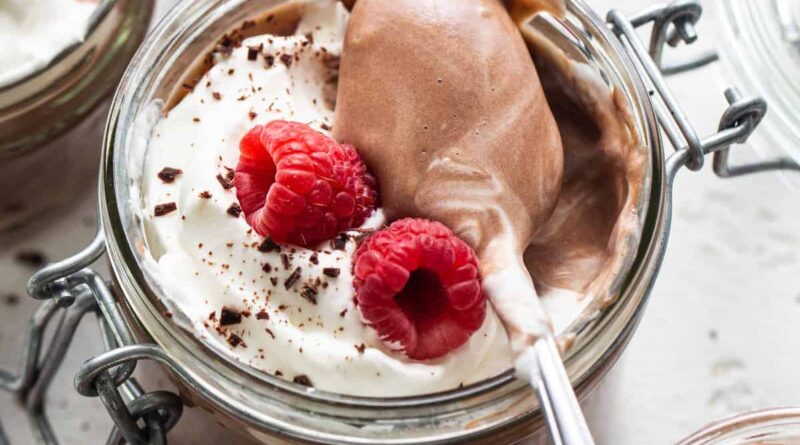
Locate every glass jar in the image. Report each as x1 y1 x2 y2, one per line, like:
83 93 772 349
97 0 664 442
677 407 800 445
715 0 800 185
0 0 153 231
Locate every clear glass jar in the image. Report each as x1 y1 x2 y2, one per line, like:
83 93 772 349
716 0 800 185
98 0 665 442
677 407 800 445
0 0 153 231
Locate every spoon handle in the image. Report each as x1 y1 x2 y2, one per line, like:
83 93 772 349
524 335 595 445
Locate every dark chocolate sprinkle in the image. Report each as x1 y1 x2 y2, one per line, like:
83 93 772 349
247 46 259 61
292 375 313 387
219 307 243 326
216 173 234 190
299 285 317 305
281 253 291 270
322 267 340 278
258 238 281 253
265 328 275 339
227 333 244 347
154 202 177 217
227 202 242 217
284 267 302 289
157 167 183 183
309 253 319 265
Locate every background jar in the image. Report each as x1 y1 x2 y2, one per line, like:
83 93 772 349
676 407 800 445
0 0 153 232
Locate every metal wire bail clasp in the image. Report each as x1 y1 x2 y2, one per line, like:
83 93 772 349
0 227 182 445
607 0 800 176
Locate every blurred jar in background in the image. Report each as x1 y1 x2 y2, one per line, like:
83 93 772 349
0 0 153 231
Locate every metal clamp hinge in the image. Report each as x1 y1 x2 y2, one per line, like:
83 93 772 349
0 228 182 445
607 0 800 177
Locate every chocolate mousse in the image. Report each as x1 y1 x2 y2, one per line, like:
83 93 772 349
334 0 565 351
335 0 645 352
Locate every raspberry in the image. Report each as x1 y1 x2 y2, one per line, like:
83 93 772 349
234 121 377 246
353 218 486 360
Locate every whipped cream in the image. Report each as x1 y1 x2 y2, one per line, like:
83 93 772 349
0 0 98 87
142 0 513 397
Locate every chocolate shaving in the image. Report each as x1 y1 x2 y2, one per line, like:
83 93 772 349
219 307 242 326
227 333 244 348
355 343 366 354
157 167 183 183
320 123 331 131
275 370 283 377
212 91 222 100
264 54 275 67
262 263 272 273
216 174 234 190
154 202 177 217
292 375 313 387
281 253 291 270
256 310 269 320
280 53 293 68
199 191 212 199
299 285 317 305
247 45 260 61
309 253 319 265
265 328 275 339
227 202 242 217
322 267 340 278
257 237 281 253
284 267 302 289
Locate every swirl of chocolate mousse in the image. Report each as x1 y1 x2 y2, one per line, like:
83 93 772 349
334 0 564 350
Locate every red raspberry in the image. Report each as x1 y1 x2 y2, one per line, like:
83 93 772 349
234 121 377 246
353 218 486 360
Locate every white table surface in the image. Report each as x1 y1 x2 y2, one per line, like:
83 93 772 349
2 0 799 443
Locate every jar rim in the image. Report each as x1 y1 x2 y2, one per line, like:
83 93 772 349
99 0 668 441
677 407 800 445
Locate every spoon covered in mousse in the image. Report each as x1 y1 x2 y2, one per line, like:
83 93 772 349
334 0 593 442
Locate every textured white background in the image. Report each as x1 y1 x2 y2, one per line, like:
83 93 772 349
1 0 799 443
